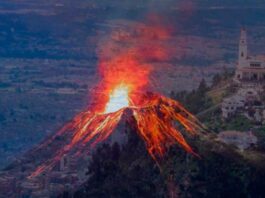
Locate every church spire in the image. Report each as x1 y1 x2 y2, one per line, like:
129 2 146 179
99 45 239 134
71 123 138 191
238 28 248 65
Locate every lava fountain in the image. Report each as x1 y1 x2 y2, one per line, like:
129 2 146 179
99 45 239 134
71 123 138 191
29 19 204 178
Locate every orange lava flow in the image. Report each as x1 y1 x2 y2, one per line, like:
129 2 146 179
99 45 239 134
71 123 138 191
29 92 203 178
28 17 204 178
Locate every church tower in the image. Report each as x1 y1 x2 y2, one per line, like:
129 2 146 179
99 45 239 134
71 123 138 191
235 28 248 81
238 28 248 67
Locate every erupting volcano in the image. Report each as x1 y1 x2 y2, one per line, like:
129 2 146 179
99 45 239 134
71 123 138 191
29 19 204 178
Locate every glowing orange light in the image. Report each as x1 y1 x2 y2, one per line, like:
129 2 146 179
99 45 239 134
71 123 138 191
28 17 204 179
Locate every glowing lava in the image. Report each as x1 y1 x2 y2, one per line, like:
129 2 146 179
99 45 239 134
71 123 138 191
29 93 204 178
28 19 205 179
104 84 130 113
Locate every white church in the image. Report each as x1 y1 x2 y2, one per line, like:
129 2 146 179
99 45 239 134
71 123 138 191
234 28 265 83
222 28 265 122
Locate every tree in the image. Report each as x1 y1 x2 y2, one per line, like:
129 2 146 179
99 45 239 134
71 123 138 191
212 74 222 87
66 126 166 198
171 79 212 114
198 79 208 94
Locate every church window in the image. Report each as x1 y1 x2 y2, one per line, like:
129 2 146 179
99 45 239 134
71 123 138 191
253 73 258 80
250 62 261 67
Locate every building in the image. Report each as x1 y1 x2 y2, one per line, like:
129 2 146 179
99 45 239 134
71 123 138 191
222 28 265 122
234 28 265 83
221 88 260 119
222 95 245 118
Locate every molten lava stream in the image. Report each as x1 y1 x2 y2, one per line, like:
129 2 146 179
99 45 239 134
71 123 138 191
29 85 203 178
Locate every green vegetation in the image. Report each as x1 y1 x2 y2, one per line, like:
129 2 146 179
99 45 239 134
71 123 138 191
68 128 166 198
253 127 265 150
163 139 265 198
204 111 253 133
60 125 265 198
220 115 252 131
211 69 233 88
170 79 213 114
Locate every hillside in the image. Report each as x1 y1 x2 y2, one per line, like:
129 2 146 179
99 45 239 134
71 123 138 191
61 126 265 198
59 77 265 197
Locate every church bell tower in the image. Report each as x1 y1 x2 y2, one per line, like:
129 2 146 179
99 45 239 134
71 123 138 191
235 28 248 81
238 28 248 67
